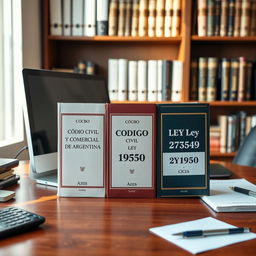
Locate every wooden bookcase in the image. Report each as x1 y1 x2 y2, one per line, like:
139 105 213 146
42 0 256 161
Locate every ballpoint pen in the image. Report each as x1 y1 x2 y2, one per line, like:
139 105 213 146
230 186 256 198
172 227 251 238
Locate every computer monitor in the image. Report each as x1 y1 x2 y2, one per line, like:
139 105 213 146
22 68 110 186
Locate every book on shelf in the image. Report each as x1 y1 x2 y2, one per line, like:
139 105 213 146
72 0 83 36
219 115 228 153
197 0 207 36
161 60 172 101
171 0 181 36
251 0 256 36
96 0 109 35
245 60 253 101
138 0 148 37
147 60 158 101
210 125 221 152
227 0 235 36
220 0 228 36
118 59 128 101
190 59 198 101
131 0 140 36
155 0 165 37
157 103 210 197
214 0 221 36
229 59 239 101
171 60 183 101
157 60 163 101
63 0 71 36
108 0 118 36
128 60 138 101
124 0 133 36
206 57 218 101
117 0 126 36
198 57 207 101
148 0 157 37
107 103 156 198
108 59 119 101
207 0 215 36
234 0 242 36
137 60 148 101
238 56 246 101
49 0 62 36
164 0 173 37
58 103 106 197
240 0 251 36
220 58 230 101
84 0 96 36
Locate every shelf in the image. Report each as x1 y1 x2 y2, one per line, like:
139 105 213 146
192 36 256 42
48 35 182 44
210 151 236 158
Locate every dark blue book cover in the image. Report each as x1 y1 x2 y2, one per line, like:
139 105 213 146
157 103 210 197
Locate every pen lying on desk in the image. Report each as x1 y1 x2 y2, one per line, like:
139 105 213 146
230 186 256 198
172 227 251 238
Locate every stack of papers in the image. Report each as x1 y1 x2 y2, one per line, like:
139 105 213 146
201 179 256 212
149 217 256 254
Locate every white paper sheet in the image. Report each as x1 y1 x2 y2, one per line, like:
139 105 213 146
149 217 256 254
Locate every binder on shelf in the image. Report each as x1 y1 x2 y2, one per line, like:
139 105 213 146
84 0 96 36
72 0 84 36
161 60 172 101
157 60 163 101
171 60 183 101
49 0 62 36
147 60 158 101
157 103 210 197
137 60 148 101
96 0 109 35
108 59 119 101
128 60 138 101
63 0 71 36
118 59 128 101
58 103 106 197
107 103 156 198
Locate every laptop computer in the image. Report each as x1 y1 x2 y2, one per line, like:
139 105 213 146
22 68 110 186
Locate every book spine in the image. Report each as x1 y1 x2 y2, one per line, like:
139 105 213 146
118 0 126 36
229 59 239 101
108 0 119 36
245 115 252 135
138 0 149 37
162 60 172 101
190 59 198 100
240 0 251 36
197 0 207 36
118 59 128 101
238 56 247 101
207 0 215 36
72 0 84 36
250 0 256 36
147 60 158 101
155 0 165 37
157 60 163 101
233 0 242 36
171 60 183 101
96 0 109 35
220 0 228 36
137 60 148 101
226 115 236 152
107 103 156 198
108 59 119 101
84 0 96 36
206 57 218 101
171 0 181 37
131 0 140 36
124 0 132 36
220 58 230 101
219 115 228 153
245 60 253 100
237 111 247 147
252 61 256 100
63 0 72 36
214 0 221 36
164 0 173 37
128 60 138 101
198 57 207 101
227 0 235 36
50 0 63 36
148 0 157 37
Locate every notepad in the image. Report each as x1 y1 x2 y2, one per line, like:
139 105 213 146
149 217 256 254
201 179 256 212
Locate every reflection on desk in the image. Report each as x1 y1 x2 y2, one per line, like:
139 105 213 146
0 161 255 256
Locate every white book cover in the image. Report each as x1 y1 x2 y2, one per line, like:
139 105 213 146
58 103 106 197
128 61 138 101
118 59 128 101
137 60 147 101
157 60 163 101
63 0 71 36
147 60 158 101
96 0 109 35
84 0 96 36
171 60 183 101
50 0 62 35
72 0 84 36
108 59 119 101
164 0 173 37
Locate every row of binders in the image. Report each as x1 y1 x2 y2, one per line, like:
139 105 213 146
196 0 256 37
190 57 256 102
211 112 256 153
50 0 182 37
108 59 183 102
58 102 209 198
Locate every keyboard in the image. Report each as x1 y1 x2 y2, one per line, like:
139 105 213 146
0 207 45 239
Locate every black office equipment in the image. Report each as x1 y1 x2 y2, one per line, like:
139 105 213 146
0 207 45 239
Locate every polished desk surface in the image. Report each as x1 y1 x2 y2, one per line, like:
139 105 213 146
0 161 256 256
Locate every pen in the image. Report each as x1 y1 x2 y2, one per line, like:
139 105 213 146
172 227 251 238
230 186 256 198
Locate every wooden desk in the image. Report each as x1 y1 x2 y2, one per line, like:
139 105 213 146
0 161 256 256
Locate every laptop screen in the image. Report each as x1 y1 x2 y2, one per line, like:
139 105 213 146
23 69 110 157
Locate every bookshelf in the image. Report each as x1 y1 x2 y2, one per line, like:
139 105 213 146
42 0 256 161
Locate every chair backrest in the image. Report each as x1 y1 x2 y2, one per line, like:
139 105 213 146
233 126 256 167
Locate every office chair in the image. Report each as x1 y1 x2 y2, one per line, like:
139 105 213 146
233 126 256 167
